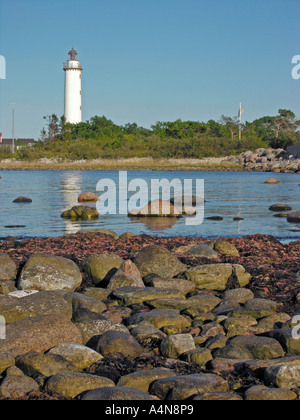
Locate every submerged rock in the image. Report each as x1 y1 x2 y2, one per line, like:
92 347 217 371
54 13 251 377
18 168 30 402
61 205 99 220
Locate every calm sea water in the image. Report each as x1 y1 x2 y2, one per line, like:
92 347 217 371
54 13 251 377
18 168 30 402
0 170 299 242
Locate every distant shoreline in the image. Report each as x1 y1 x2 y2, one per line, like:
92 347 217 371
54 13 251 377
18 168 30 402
0 157 247 172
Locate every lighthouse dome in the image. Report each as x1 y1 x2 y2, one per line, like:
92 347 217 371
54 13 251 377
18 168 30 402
68 48 78 61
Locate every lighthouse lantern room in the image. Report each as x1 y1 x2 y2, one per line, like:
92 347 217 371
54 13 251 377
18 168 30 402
64 48 82 124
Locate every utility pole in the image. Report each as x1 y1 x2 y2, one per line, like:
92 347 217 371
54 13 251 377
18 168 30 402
11 103 16 154
238 102 244 140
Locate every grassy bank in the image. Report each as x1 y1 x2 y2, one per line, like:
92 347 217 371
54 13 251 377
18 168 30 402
0 157 243 171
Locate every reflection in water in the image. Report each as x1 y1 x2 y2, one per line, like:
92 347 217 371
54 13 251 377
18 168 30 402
61 172 83 234
129 216 179 232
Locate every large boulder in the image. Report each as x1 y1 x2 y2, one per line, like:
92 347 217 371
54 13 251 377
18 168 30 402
0 291 72 323
84 254 123 286
134 245 186 278
18 254 82 292
61 205 99 220
5 314 83 356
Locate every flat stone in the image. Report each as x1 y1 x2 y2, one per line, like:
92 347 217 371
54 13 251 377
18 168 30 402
149 373 229 400
81 387 155 400
127 308 192 331
147 295 220 315
82 288 110 301
117 368 174 392
111 286 185 306
0 291 73 324
5 314 83 356
64 292 106 314
45 372 115 399
75 319 129 345
186 244 220 259
269 204 292 212
245 385 297 401
244 298 278 312
194 392 243 401
13 197 32 203
46 342 103 369
143 276 196 294
16 351 80 378
184 263 251 291
76 229 119 239
222 288 254 304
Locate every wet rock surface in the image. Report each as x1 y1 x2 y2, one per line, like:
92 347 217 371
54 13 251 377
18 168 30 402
0 232 299 400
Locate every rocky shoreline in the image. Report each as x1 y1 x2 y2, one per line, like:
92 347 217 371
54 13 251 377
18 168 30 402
0 231 300 400
227 148 300 173
1 147 300 172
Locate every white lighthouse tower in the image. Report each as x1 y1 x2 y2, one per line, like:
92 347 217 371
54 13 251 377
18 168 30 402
64 48 82 124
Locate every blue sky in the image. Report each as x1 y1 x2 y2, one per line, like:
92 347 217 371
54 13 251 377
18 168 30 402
0 0 299 139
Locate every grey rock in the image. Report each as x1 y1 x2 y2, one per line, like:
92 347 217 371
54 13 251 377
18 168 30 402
18 253 82 292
